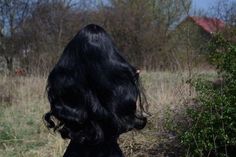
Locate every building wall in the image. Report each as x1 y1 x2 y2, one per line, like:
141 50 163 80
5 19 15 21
169 19 212 68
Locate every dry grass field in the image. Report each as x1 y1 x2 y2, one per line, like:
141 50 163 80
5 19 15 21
0 70 216 157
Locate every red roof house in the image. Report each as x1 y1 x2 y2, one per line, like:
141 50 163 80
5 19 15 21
185 16 225 34
173 16 226 56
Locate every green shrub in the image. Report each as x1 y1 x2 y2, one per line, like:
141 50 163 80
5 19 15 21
181 34 236 157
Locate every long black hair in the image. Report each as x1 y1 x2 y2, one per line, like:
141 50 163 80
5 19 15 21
44 24 147 145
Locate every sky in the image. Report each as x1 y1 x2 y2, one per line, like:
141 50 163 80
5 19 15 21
192 0 236 11
192 0 216 11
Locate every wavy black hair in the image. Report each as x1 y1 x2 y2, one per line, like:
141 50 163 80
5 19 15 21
44 24 148 145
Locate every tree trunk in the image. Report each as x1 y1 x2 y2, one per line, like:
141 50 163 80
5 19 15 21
5 56 13 72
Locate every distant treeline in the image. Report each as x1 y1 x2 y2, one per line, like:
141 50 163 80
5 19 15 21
0 0 235 74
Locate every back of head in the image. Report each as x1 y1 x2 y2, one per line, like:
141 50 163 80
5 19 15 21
44 24 147 144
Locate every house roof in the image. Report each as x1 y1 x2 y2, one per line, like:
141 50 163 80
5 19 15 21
189 16 225 33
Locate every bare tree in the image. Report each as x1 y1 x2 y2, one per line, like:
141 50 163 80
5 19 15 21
91 0 192 70
0 0 194 74
20 0 80 74
0 0 31 72
209 0 236 26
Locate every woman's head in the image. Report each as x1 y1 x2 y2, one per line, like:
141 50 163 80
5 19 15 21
44 24 147 144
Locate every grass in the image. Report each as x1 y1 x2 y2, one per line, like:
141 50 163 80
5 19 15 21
0 70 217 157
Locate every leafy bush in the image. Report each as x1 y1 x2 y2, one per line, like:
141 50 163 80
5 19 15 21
181 34 236 157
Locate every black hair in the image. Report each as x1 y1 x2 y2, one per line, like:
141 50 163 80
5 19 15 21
44 24 147 145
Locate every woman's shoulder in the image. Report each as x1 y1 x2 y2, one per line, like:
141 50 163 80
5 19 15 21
63 140 124 157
